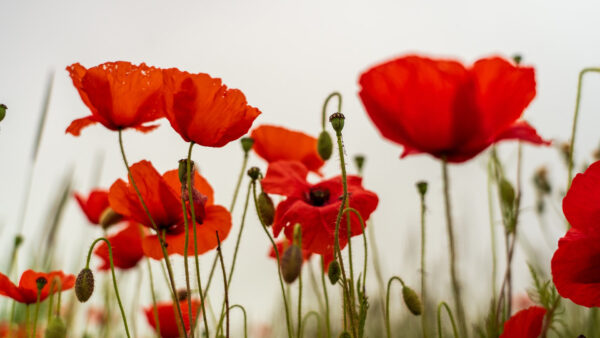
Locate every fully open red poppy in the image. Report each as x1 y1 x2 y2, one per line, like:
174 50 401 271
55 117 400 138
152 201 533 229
94 222 146 270
162 68 261 147
74 189 110 225
0 270 75 304
251 125 324 174
552 161 600 307
499 306 546 338
108 160 232 259
144 299 201 338
358 55 549 162
261 160 378 259
66 61 164 136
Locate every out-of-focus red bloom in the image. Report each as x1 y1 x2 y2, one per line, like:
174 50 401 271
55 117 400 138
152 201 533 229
108 160 231 259
552 161 600 307
74 189 110 225
94 222 146 270
144 300 201 338
251 125 324 174
358 55 549 163
261 160 378 258
66 61 164 136
0 323 28 338
0 270 75 304
499 306 546 338
162 68 261 147
269 239 313 261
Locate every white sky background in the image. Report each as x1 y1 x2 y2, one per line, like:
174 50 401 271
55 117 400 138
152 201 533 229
2 0 600 336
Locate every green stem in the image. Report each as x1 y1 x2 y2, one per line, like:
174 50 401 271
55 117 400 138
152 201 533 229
229 305 248 338
321 92 342 130
385 276 405 338
320 257 332 338
437 302 459 338
85 237 130 338
342 208 368 292
25 305 29 338
180 162 195 338
145 255 160 336
32 288 42 338
252 181 293 338
300 311 322 338
419 192 429 338
487 157 498 306
440 159 467 338
297 230 303 338
117 130 186 338
308 261 325 316
567 68 600 190
130 267 143 338
215 232 229 338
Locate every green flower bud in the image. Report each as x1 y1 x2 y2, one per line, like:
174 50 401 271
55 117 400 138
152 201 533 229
499 178 515 207
281 244 302 284
247 167 261 181
329 113 345 132
257 192 275 226
0 104 6 122
317 131 333 160
416 181 428 196
512 54 522 65
402 286 423 316
328 260 341 285
354 155 365 172
99 207 123 229
75 268 94 302
45 316 67 338
241 137 254 153
14 235 23 248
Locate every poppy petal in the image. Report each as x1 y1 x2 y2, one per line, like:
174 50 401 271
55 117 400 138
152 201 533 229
499 306 546 338
94 222 145 270
562 161 600 232
493 120 551 146
261 161 310 198
0 273 24 303
66 116 99 136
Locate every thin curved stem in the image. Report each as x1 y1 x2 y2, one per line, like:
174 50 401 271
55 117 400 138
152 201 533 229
297 229 303 338
567 67 600 189
320 257 332 338
300 311 322 338
229 305 248 338
342 208 368 289
385 276 405 338
145 258 161 337
252 181 293 338
321 92 342 130
437 302 459 338
215 232 229 338
487 157 498 306
85 237 130 338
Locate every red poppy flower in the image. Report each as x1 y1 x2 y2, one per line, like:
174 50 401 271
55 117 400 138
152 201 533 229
66 61 164 136
261 160 378 258
162 68 261 147
108 160 232 259
94 222 146 270
251 125 324 174
358 55 549 163
0 323 28 338
74 189 110 225
0 270 75 304
499 306 546 338
144 299 201 338
552 161 600 307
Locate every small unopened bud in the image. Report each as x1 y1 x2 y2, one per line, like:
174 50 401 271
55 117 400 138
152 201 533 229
281 244 302 284
257 192 275 226
354 155 365 173
75 268 94 302
247 167 261 181
45 316 67 338
317 131 333 160
36 277 48 291
416 181 428 196
14 235 23 248
533 167 551 195
329 113 345 132
293 223 302 245
512 54 522 65
178 159 195 185
402 285 423 316
339 331 351 338
241 137 254 153
328 260 341 285
99 207 122 229
0 104 6 122
499 179 515 207
177 289 188 302
559 142 571 165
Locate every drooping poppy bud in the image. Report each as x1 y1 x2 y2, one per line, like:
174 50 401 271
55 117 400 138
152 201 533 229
402 285 423 316
281 244 302 284
328 260 341 285
257 192 275 226
0 104 6 122
354 155 365 173
329 113 345 132
317 130 333 160
75 268 94 302
45 317 67 338
241 137 254 153
416 181 428 196
99 207 122 229
247 167 261 181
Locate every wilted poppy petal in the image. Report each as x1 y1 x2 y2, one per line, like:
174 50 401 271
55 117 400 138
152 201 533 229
562 161 600 232
499 306 546 338
134 123 161 133
261 161 309 198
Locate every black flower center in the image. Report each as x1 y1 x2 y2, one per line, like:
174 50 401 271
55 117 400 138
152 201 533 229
309 188 330 206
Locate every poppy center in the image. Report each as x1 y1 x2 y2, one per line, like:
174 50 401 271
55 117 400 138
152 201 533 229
309 188 330 206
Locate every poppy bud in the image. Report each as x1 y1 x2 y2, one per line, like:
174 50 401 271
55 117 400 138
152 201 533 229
257 192 275 226
99 207 122 229
241 137 254 153
499 178 515 207
402 285 423 316
178 159 195 185
36 277 48 291
14 235 23 248
45 316 67 338
329 113 345 132
281 244 302 284
317 131 333 160
512 54 522 65
339 331 351 338
75 268 94 302
328 260 341 285
416 181 428 196
354 155 365 172
559 142 571 166
247 167 261 181
0 104 6 122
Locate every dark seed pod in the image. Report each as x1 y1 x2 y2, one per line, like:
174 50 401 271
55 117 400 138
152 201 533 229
354 155 365 172
241 137 254 153
247 167 261 181
317 131 333 160
328 260 341 285
416 181 428 196
45 316 67 338
281 244 302 284
402 286 423 316
75 268 94 302
36 277 48 291
257 192 275 226
329 113 345 132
